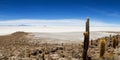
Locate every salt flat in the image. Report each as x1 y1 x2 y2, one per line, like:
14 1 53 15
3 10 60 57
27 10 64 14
28 31 115 44
0 26 118 43
0 26 120 35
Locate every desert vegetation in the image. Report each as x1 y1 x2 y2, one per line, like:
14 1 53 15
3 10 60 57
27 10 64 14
0 18 120 60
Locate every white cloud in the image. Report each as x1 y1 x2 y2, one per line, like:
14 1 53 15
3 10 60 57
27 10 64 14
0 19 119 27
0 19 84 26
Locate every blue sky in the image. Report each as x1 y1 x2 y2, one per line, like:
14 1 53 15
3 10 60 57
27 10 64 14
0 0 120 26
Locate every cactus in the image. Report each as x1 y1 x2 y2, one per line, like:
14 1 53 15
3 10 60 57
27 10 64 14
100 38 106 57
91 39 93 45
112 37 118 48
42 53 45 60
110 34 112 40
116 34 119 46
41 45 45 60
82 18 90 60
109 34 112 46
61 43 63 46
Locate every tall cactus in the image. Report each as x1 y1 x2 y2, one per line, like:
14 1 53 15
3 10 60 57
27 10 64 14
100 39 106 57
86 18 90 39
82 18 90 60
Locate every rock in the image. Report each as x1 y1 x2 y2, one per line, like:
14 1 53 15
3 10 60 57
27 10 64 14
31 49 42 56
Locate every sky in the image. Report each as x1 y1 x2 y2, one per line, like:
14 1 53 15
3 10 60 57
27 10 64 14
0 0 120 26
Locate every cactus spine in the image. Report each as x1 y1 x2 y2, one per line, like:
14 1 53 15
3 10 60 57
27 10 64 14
82 18 90 60
100 39 106 57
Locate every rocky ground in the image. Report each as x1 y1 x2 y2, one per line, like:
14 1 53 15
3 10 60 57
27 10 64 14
0 31 120 60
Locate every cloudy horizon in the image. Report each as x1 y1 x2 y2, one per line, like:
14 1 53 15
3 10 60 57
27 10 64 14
0 19 119 27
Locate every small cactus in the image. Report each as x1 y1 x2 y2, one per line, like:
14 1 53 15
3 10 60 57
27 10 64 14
110 34 112 40
100 38 106 57
42 53 45 60
41 45 45 60
112 37 118 48
116 34 119 46
91 39 93 45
